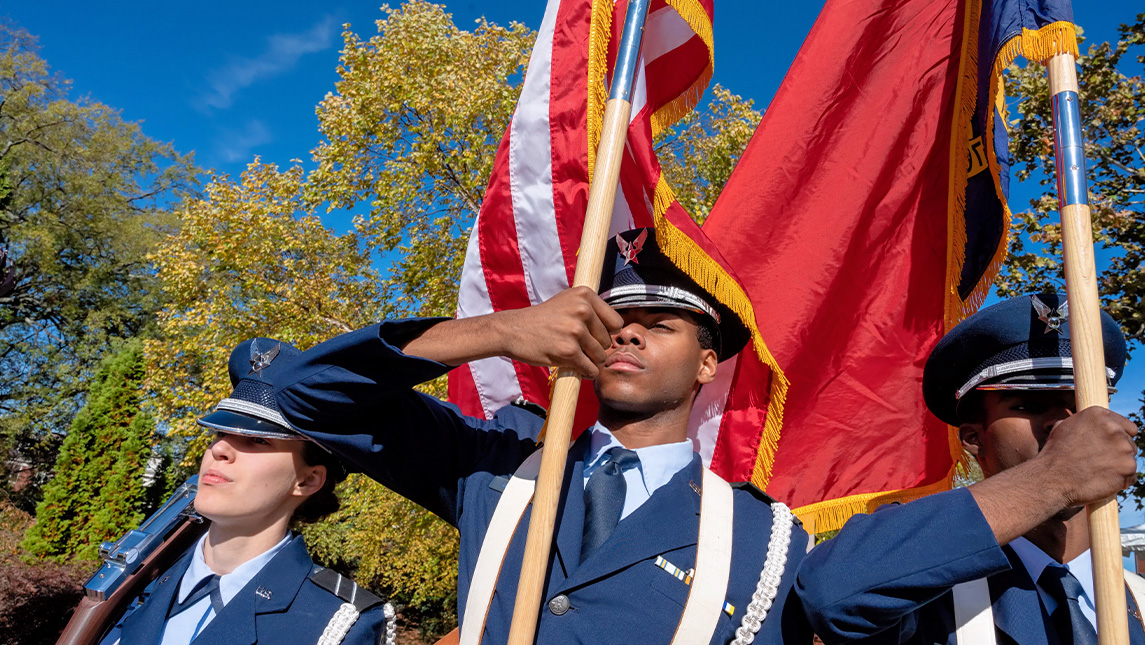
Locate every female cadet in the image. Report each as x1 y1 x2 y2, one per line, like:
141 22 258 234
100 338 392 645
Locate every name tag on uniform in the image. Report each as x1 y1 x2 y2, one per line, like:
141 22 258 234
654 557 735 617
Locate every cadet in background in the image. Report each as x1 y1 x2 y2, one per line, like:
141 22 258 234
100 338 392 645
797 293 1141 645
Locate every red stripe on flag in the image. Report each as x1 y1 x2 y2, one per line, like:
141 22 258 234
643 37 708 107
447 361 481 417
549 0 594 283
477 128 531 314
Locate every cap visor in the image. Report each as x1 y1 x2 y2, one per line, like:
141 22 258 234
975 372 1118 395
606 295 709 316
197 409 298 440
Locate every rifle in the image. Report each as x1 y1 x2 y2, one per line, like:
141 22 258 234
56 476 208 645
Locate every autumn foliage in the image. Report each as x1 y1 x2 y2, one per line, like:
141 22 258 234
9 3 1141 641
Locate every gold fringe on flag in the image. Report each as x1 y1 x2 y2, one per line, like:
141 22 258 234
650 63 714 138
943 0 985 332
995 20 1079 66
792 422 974 534
972 19 1079 311
946 17 1079 331
586 0 615 180
653 0 715 137
651 177 790 490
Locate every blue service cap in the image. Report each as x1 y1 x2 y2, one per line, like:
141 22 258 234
598 228 749 362
197 338 304 440
923 293 1127 426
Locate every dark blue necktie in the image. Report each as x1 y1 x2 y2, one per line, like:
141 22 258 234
1040 565 1098 645
582 447 640 561
169 574 224 618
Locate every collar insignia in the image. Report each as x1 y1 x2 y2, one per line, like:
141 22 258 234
255 586 272 600
249 340 282 377
617 229 648 266
1031 295 1069 334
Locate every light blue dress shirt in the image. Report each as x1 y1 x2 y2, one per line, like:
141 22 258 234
581 422 694 521
1009 536 1097 630
158 532 293 645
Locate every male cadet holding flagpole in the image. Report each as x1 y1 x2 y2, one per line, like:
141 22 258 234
796 293 1142 645
271 228 812 645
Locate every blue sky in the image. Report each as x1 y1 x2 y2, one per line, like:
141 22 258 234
7 1 1129 174
7 1 1143 512
4 1 824 174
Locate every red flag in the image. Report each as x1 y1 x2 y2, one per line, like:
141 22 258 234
703 0 1080 533
450 0 791 484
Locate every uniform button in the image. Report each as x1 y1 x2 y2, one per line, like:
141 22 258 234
548 594 570 615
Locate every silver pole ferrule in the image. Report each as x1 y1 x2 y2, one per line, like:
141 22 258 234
609 0 653 102
1051 90 1089 206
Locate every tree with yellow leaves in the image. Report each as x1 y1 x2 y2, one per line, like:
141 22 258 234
147 161 382 457
146 2 763 637
306 3 535 318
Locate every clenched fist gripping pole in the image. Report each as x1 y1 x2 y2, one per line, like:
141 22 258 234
506 1 652 643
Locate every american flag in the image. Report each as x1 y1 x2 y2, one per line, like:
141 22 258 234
449 0 790 489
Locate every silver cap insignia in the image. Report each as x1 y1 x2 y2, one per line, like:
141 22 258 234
1031 295 1069 333
249 340 282 377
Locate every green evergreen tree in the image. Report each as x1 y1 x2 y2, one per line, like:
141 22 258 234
22 341 156 561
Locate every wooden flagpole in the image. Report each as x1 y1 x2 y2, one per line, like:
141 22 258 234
505 1 652 643
1046 52 1129 645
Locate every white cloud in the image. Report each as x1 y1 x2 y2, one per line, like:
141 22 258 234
214 119 274 163
196 16 336 111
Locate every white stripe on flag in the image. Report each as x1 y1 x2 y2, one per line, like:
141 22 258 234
512 0 567 305
458 222 523 418
644 6 698 62
688 354 737 468
469 356 526 418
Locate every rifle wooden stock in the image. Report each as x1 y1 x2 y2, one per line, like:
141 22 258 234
56 519 207 645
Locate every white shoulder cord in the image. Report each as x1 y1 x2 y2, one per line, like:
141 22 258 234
383 602 397 645
318 603 359 645
729 501 795 645
317 601 397 645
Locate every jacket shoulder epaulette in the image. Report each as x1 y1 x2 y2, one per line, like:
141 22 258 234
730 482 804 528
309 566 385 612
730 481 778 504
509 397 548 420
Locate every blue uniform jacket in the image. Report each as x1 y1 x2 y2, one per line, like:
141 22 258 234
796 487 1145 645
273 319 813 644
100 535 387 645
